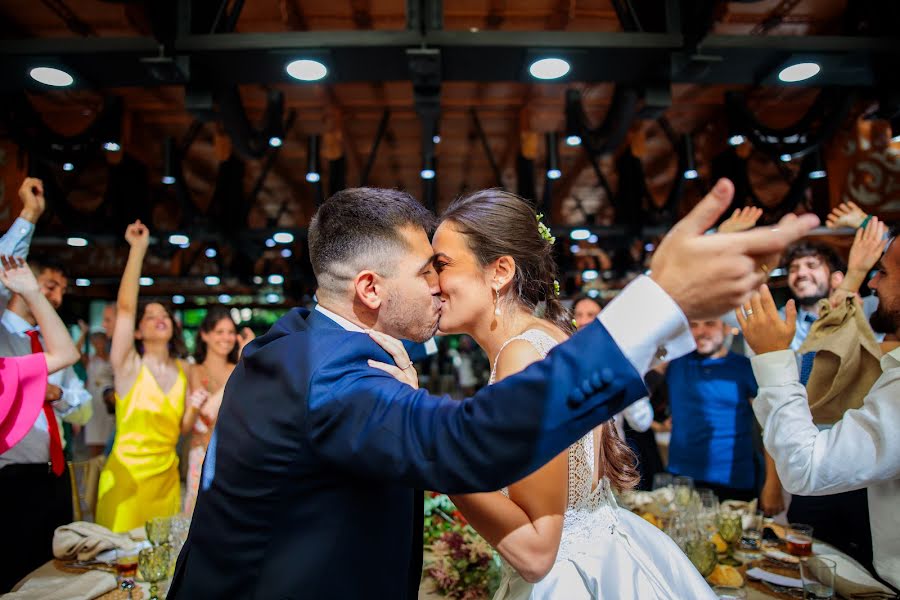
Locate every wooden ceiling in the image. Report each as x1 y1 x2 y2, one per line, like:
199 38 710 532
1 0 886 302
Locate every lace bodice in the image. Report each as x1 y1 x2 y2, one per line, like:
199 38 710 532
490 330 620 564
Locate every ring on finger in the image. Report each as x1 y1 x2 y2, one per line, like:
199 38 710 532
745 308 754 317
401 362 414 371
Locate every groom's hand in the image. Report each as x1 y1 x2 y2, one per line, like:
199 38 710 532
650 178 819 320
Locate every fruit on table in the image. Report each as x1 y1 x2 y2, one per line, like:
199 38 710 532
706 564 744 587
640 512 661 528
711 533 728 553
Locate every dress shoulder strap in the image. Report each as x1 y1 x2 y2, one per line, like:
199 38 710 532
490 329 561 384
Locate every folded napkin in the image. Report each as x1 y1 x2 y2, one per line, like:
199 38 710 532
53 521 139 561
0 570 116 600
818 554 898 599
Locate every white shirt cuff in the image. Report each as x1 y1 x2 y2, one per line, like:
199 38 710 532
598 275 695 375
750 350 799 387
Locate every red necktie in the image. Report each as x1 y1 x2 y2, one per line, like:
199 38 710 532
26 330 64 476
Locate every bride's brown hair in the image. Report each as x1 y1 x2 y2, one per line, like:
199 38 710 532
440 188 639 492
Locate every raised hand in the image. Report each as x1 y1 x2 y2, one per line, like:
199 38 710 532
18 177 46 224
124 220 150 251
650 179 819 320
366 329 419 389
189 388 210 410
0 254 40 298
237 327 256 352
736 285 797 355
825 201 867 230
718 206 763 234
830 215 888 307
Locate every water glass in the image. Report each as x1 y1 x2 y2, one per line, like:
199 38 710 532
686 538 718 577
713 586 747 599
740 510 764 551
145 516 171 546
652 473 673 490
787 523 814 557
801 556 836 599
115 547 139 590
139 545 170 600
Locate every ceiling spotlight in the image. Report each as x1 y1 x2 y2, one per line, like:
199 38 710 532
306 135 321 184
67 237 88 247
683 134 699 180
266 293 281 304
728 135 746 146
588 234 599 244
587 289 600 298
809 151 827 179
286 59 328 82
204 275 221 286
778 62 821 83
161 136 177 185
268 274 285 285
570 229 591 241
62 162 74 172
168 234 190 246
281 249 293 258
268 136 283 148
172 294 186 305
240 308 252 321
139 277 154 286
432 135 441 144
252 276 263 285
780 153 793 162
582 269 599 281
218 294 233 304
529 58 570 80
75 278 91 287
421 146 436 181
569 244 580 253
161 176 176 185
103 141 121 152
565 135 582 147
420 168 436 180
644 242 656 252
205 248 217 258
546 132 561 180
564 89 583 147
29 66 74 87
273 232 294 244
265 238 276 248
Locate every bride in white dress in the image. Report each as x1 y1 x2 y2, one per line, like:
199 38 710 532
369 189 716 599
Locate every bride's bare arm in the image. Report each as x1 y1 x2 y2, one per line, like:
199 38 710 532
450 340 568 583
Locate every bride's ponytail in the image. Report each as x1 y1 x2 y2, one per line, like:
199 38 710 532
598 422 640 493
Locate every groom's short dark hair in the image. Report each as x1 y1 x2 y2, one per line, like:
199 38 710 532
308 187 435 294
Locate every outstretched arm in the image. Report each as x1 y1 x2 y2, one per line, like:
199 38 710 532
110 221 148 377
0 178 45 313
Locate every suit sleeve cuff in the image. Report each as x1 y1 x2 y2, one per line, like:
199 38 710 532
598 275 695 375
751 350 799 386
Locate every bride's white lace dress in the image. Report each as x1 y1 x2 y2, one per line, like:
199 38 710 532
490 330 716 600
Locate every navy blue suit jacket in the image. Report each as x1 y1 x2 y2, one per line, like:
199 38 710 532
169 308 646 599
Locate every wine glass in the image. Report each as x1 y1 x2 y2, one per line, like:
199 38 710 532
145 517 171 547
686 538 718 577
673 475 694 508
115 547 139 594
716 511 743 566
652 473 673 490
138 545 170 600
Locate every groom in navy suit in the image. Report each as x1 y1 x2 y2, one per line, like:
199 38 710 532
170 182 816 599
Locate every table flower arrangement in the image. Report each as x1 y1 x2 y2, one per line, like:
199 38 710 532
424 492 501 599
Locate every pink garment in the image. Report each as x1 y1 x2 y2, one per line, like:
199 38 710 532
0 353 49 452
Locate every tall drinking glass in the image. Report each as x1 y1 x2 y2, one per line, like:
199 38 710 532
800 556 836 599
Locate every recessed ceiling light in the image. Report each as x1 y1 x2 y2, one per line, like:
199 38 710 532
268 136 283 148
103 142 121 152
139 277 154 286
529 58 570 80
432 135 441 144
286 59 327 82
268 274 284 285
75 278 91 287
273 232 294 244
778 62 820 83
168 234 190 246
29 66 74 87
728 135 745 146
205 248 217 258
546 168 562 180
266 293 281 303
305 172 321 183
420 169 436 180
281 249 293 258
684 169 699 179
172 295 186 305
570 229 590 241
161 175 176 185
67 237 88 247
63 162 74 172
204 275 221 286
582 269 599 281
218 294 232 304
780 153 792 162
265 238 276 248
565 135 582 146
809 169 827 179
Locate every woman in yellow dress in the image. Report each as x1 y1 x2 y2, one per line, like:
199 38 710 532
96 221 200 532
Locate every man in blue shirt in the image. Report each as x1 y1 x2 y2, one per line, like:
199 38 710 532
666 318 765 502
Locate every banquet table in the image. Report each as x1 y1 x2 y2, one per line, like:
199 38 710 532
10 542 878 600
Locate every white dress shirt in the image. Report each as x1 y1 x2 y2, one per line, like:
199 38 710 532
613 397 654 440
751 347 900 588
0 217 35 315
317 275 695 381
0 311 93 467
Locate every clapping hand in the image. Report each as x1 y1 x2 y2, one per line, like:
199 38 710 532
0 255 40 298
825 201 868 230
125 220 150 251
830 215 888 307
736 285 797 355
650 179 819 320
366 329 419 389
718 206 763 234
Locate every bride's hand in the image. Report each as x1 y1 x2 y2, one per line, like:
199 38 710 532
366 329 419 389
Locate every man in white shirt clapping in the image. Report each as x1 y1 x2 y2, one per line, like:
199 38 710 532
738 236 900 591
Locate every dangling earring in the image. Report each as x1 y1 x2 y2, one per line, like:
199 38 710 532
494 286 501 317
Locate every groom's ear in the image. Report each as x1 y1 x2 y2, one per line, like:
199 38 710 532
353 271 383 310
